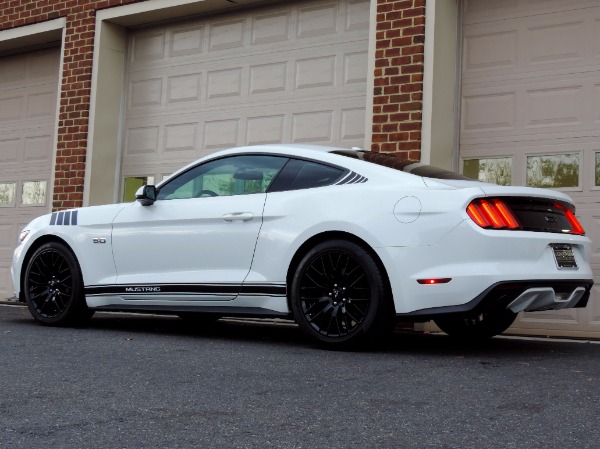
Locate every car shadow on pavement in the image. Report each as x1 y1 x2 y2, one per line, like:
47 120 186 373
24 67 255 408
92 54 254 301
72 311 590 357
7 305 592 356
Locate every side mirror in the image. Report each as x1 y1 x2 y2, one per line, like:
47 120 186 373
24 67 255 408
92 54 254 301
136 185 157 206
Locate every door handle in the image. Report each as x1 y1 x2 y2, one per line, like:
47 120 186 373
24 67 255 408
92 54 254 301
222 212 254 222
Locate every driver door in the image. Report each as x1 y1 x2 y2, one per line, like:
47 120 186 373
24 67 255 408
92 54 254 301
111 154 287 301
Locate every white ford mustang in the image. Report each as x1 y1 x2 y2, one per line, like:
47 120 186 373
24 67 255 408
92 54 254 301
12 145 593 346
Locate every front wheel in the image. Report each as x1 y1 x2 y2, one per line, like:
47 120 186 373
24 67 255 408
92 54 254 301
291 240 394 347
24 241 93 325
434 310 517 340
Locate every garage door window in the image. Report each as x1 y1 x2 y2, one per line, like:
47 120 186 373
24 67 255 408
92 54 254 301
21 181 46 206
526 153 580 189
123 176 155 202
595 152 600 187
463 157 512 186
0 182 16 207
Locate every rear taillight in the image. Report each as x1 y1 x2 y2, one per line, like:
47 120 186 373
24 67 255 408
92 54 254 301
467 199 520 230
467 198 586 235
553 203 585 235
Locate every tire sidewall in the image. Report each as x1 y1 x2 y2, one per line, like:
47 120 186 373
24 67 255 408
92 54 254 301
24 241 87 325
291 239 391 346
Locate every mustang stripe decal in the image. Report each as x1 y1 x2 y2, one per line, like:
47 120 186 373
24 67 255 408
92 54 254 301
335 171 368 185
50 210 79 226
85 283 286 297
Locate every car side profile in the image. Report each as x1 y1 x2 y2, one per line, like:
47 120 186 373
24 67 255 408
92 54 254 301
12 145 593 347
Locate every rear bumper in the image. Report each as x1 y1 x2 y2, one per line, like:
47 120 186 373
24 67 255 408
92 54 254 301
376 219 593 316
396 279 593 320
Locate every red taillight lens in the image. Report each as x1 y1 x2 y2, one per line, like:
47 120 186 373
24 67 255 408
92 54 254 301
553 203 585 235
467 199 520 230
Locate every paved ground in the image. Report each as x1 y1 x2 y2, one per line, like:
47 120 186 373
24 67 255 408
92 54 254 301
0 303 599 449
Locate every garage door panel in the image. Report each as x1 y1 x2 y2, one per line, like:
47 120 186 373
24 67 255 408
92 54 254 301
0 48 59 85
0 84 60 127
126 43 367 118
122 0 369 193
124 94 366 163
129 2 367 74
246 114 285 145
463 0 599 25
590 287 600 325
0 48 59 298
461 1 600 337
516 308 580 326
461 76 599 144
464 8 600 83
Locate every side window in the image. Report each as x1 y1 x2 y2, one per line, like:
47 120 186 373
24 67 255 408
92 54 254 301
156 155 287 201
268 159 344 192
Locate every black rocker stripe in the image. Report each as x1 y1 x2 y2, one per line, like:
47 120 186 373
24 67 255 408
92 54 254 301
85 283 286 297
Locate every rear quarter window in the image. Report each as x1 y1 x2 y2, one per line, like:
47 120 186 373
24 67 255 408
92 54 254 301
268 159 344 192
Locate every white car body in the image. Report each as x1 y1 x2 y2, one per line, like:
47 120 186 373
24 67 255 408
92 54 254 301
12 145 593 343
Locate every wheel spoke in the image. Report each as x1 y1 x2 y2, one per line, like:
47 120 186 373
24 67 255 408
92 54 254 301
305 272 328 289
343 306 360 323
305 296 330 314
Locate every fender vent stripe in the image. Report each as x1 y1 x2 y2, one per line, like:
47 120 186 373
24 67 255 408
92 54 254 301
50 210 79 226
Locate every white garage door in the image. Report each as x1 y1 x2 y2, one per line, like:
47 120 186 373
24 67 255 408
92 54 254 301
460 0 600 337
0 48 59 299
121 0 370 199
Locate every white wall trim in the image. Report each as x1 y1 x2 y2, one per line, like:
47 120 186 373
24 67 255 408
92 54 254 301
96 0 210 21
419 0 458 170
0 17 65 44
420 0 436 164
49 28 67 213
364 0 378 151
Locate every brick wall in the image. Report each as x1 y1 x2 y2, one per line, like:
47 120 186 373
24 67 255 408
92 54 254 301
372 0 425 160
0 0 427 210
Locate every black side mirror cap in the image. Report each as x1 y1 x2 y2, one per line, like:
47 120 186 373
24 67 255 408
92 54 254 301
136 185 157 206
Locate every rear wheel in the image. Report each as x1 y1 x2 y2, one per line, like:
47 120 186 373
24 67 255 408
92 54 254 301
291 240 394 347
434 310 517 340
24 241 93 325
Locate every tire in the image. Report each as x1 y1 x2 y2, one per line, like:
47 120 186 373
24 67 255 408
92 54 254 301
23 241 93 325
291 239 394 347
434 310 517 340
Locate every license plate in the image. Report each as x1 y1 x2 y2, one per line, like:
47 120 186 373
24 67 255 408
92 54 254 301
552 244 577 269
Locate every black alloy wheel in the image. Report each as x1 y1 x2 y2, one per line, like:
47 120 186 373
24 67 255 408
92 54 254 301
24 241 92 325
291 239 394 347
